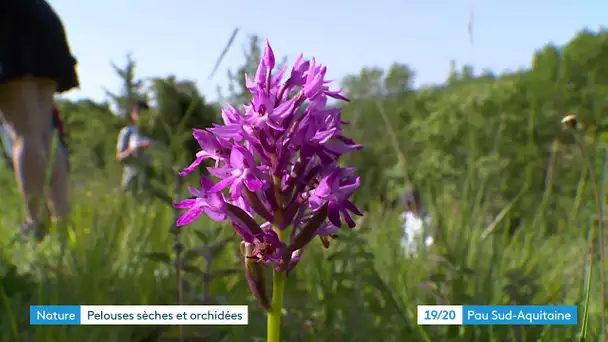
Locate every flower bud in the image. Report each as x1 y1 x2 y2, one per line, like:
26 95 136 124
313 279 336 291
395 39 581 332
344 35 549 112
240 241 271 310
562 115 577 129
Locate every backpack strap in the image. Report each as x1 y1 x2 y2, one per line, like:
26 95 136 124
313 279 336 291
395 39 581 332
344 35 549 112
117 126 134 154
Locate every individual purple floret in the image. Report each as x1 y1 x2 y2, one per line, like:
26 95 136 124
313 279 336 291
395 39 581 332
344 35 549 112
174 40 363 309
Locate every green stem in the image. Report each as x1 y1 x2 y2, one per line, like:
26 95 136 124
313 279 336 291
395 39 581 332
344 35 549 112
573 131 606 342
267 228 288 342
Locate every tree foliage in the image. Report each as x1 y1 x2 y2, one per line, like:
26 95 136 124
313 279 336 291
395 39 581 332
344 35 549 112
54 28 608 226
17 28 608 341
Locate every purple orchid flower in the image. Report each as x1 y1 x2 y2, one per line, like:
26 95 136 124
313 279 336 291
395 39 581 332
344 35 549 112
208 145 265 200
174 41 363 310
174 176 227 226
309 167 362 228
179 129 231 176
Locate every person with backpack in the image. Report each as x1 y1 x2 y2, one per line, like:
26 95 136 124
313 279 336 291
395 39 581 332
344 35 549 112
0 0 78 241
116 100 154 196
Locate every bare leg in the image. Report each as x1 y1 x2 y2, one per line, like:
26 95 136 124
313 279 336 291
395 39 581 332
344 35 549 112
38 84 70 220
0 76 57 225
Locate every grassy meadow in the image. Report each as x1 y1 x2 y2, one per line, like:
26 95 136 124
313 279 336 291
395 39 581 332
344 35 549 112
1 30 608 341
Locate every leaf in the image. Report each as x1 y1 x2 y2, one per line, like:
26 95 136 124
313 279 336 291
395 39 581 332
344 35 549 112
203 269 241 282
211 268 240 278
143 252 171 264
197 237 233 260
327 250 351 262
459 267 476 276
194 230 209 244
207 28 239 81
181 249 200 263
481 187 526 239
181 265 204 276
147 185 173 206
208 237 233 257
226 203 264 235
356 250 375 261
599 131 608 146
429 272 446 283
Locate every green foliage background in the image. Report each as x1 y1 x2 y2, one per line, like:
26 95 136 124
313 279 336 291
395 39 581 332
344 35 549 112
1 30 607 341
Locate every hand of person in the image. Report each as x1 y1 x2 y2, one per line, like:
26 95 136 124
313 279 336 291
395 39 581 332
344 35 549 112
117 146 136 161
132 140 151 151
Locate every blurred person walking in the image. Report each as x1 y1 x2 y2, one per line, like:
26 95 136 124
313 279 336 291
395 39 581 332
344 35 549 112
400 188 435 257
116 100 154 197
1 103 69 170
0 0 79 241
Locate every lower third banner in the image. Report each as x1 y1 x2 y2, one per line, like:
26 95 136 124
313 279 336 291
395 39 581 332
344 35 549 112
417 305 577 325
30 305 248 325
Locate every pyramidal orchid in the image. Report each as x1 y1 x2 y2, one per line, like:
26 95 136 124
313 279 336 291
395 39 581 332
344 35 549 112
174 41 363 342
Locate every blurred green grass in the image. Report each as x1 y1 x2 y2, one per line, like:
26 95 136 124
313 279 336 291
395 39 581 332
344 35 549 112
0 159 603 342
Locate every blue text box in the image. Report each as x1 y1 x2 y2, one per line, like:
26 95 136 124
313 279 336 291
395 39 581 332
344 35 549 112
463 305 577 325
30 305 81 325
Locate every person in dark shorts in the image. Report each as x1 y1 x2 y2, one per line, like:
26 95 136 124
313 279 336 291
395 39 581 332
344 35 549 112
0 0 79 241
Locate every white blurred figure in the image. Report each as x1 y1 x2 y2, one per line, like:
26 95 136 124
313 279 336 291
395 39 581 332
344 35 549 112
400 189 434 257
